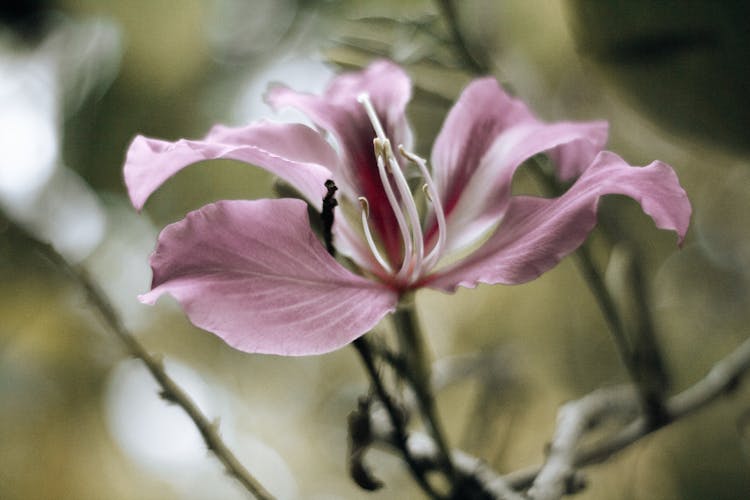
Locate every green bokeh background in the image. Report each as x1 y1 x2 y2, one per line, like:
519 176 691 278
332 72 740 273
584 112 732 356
1 1 749 498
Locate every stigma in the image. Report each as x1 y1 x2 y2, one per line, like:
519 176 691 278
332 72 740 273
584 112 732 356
356 93 447 285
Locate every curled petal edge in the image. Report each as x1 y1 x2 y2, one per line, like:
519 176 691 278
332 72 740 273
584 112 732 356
426 151 691 292
124 121 337 211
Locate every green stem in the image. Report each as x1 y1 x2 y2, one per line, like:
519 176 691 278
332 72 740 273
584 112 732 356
392 305 456 481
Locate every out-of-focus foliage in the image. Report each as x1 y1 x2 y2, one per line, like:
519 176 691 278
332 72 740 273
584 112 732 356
566 0 750 155
1 1 749 499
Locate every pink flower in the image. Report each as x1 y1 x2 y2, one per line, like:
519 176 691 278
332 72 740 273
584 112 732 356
124 61 691 356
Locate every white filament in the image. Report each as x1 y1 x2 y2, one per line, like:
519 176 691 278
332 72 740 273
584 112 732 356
374 142 413 272
399 145 447 270
357 92 447 283
357 93 387 140
382 141 424 280
358 197 394 274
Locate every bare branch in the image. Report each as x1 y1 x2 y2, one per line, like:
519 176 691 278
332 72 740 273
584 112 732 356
506 335 750 493
367 404 525 500
11 222 275 500
352 337 442 499
368 335 750 498
528 386 636 500
432 0 490 74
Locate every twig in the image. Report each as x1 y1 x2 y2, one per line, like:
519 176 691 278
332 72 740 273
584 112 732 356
393 306 457 480
321 183 440 498
505 335 750 492
528 386 636 500
352 337 442 499
606 244 670 424
12 223 274 500
435 0 670 424
371 335 750 497
367 404 524 500
432 0 489 74
527 158 667 423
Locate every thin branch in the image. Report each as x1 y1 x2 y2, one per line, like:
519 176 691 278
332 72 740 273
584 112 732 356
367 404 524 500
432 0 489 74
321 182 440 498
606 244 670 423
528 386 636 500
527 158 667 424
435 0 670 424
12 223 274 500
372 338 750 499
352 337 442 499
505 335 750 492
393 306 457 480
372 335 750 497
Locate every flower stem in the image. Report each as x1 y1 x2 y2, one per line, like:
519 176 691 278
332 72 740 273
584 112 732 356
320 184 440 497
392 304 457 482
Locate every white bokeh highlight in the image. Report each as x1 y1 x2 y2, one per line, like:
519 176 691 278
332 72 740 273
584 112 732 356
104 358 298 499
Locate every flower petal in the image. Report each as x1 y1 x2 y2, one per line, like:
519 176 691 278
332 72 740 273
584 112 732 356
266 60 413 157
267 60 414 263
431 78 536 200
141 198 399 355
124 121 337 210
427 78 608 253
427 151 691 291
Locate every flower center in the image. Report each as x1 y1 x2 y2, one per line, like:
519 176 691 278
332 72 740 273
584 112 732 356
356 93 447 284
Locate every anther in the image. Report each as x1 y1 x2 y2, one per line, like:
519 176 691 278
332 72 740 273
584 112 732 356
358 196 369 217
373 138 393 173
373 138 385 158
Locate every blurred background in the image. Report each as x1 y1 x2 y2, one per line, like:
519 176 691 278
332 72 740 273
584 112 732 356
1 0 749 498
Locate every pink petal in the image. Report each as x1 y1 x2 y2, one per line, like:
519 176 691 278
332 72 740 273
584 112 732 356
267 60 414 263
427 78 608 252
266 60 413 156
141 198 399 356
427 151 691 292
124 121 337 211
430 78 536 202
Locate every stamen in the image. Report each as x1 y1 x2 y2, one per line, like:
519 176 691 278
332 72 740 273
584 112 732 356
399 145 447 271
383 143 424 279
357 93 387 141
374 140 413 271
358 197 393 274
358 196 369 217
358 93 425 282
